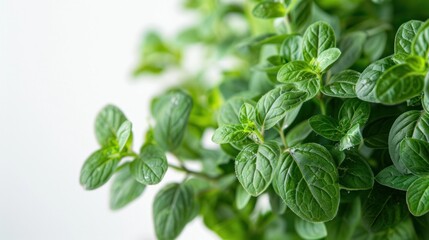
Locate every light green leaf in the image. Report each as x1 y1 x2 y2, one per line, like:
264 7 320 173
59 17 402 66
331 31 366 73
235 185 251 210
256 85 307 129
321 70 359 98
424 72 429 113
400 138 429 176
338 99 370 129
131 144 167 185
252 2 286 19
154 90 193 151
274 143 339 222
282 104 302 129
80 147 121 190
315 48 341 72
116 120 132 152
235 142 280 196
95 105 127 147
395 20 423 55
153 183 196 240
239 103 256 124
376 165 419 191
356 56 396 103
309 115 343 141
338 153 373 190
281 35 303 61
110 163 145 210
339 124 362 151
268 188 287 214
277 61 313 82
372 218 417 240
295 218 327 240
406 177 429 216
389 110 429 173
375 64 425 105
412 20 429 60
212 124 251 144
302 21 336 62
286 120 312 146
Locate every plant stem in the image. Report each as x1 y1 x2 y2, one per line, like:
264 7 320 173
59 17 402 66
277 125 288 149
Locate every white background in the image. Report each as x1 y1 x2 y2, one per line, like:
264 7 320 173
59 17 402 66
0 0 218 239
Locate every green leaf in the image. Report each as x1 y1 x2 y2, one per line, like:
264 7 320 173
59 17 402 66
239 103 256 124
116 120 132 152
363 116 396 149
364 31 387 62
376 165 419 191
154 90 193 151
268 188 287 214
212 124 251 144
309 115 343 141
290 0 313 32
412 20 429 60
218 97 249 126
395 20 423 55
235 185 251 210
315 48 341 72
372 218 417 240
406 177 429 216
282 104 302 129
153 183 196 240
338 153 374 190
281 35 303 61
331 31 366 74
110 163 146 210
80 147 121 190
252 2 286 19
338 99 370 129
285 120 312 146
400 138 429 176
356 56 396 103
256 85 307 129
375 64 425 105
274 143 340 222
295 218 327 240
235 142 280 196
321 70 359 98
131 144 167 185
95 105 127 147
339 124 362 151
277 61 321 99
362 185 409 232
302 21 336 62
389 110 429 173
424 72 429 113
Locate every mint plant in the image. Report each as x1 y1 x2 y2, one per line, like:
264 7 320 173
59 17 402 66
80 0 429 239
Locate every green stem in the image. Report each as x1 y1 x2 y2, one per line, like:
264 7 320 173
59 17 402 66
317 96 327 115
278 126 288 149
254 128 265 143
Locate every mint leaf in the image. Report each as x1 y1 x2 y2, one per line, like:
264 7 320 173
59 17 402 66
395 20 423 55
309 115 343 141
153 183 196 240
400 138 429 176
252 2 286 19
256 85 307 129
281 35 303 62
80 147 121 190
116 120 132 152
95 105 127 147
274 143 340 222
331 31 366 73
321 70 359 98
315 47 341 72
376 165 419 191
295 218 327 239
406 177 429 216
302 21 336 62
131 144 167 185
389 110 429 173
235 185 251 210
154 90 193 151
212 124 251 144
235 142 280 196
110 163 146 210
338 153 373 190
412 20 429 60
339 124 362 151
375 64 425 105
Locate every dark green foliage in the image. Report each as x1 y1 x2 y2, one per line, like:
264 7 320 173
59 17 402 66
80 0 429 239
